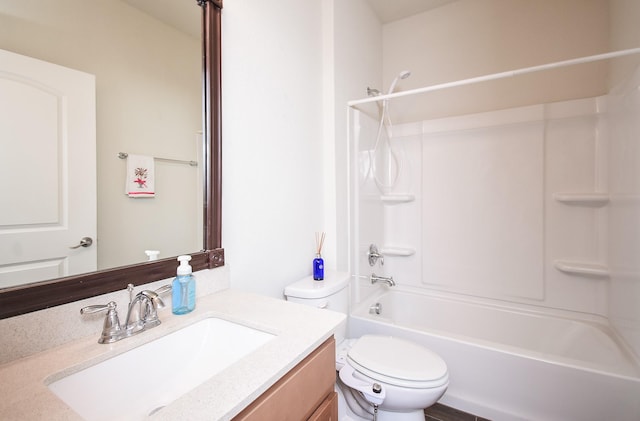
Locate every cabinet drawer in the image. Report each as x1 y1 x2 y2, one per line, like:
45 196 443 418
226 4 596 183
233 336 336 421
308 391 338 421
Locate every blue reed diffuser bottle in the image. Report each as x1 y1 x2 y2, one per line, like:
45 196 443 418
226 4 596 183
313 232 325 280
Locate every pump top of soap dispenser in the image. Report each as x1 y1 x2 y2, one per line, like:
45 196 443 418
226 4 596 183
177 255 192 276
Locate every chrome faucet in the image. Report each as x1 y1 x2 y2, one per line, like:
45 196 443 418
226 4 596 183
81 284 171 344
370 273 395 287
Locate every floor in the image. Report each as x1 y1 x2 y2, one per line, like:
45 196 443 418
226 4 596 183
424 403 491 421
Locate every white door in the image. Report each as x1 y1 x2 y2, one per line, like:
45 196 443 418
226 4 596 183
0 48 96 288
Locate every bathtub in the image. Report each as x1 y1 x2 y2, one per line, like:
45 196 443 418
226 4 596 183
348 287 640 421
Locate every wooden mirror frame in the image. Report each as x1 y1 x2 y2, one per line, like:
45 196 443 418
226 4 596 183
0 0 224 319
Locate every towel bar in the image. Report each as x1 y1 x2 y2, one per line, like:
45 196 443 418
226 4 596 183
118 152 197 167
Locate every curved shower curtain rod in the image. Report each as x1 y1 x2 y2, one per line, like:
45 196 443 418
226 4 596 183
348 47 640 107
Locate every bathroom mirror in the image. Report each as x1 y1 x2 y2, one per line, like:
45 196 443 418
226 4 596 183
0 0 223 319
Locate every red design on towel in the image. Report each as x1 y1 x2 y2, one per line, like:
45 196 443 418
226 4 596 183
134 167 148 188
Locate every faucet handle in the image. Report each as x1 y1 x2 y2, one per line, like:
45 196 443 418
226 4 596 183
139 287 169 328
80 301 123 344
140 290 166 310
80 302 113 314
368 244 384 267
154 284 172 296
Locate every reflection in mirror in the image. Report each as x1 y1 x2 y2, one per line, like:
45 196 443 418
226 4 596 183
0 0 224 319
0 0 202 288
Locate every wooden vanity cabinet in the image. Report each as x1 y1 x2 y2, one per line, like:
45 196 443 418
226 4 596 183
233 336 338 421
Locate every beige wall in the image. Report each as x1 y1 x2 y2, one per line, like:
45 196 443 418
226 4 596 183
609 0 640 88
381 0 610 122
0 0 202 270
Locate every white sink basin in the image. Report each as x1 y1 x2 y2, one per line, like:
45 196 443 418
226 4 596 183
48 317 274 420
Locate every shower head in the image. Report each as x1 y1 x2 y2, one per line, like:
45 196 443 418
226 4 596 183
387 70 411 95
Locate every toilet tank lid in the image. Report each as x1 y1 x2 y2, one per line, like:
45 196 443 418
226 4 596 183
284 270 350 299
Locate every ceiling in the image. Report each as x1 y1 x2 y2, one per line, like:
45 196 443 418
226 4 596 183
366 0 459 23
123 0 200 39
123 1 459 38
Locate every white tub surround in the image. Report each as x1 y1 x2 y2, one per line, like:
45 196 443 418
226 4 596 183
350 287 640 421
0 289 345 420
352 96 612 314
349 61 640 355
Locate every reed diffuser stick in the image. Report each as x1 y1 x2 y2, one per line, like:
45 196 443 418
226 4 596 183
315 231 325 255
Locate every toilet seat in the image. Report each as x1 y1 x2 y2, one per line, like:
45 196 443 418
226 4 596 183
347 335 448 389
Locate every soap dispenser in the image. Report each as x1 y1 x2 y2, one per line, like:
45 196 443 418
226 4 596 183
172 255 196 315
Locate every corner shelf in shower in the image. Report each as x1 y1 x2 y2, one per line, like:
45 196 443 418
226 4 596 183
380 194 415 204
553 193 609 207
554 260 610 278
380 246 415 257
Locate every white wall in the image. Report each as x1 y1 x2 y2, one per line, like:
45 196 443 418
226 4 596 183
221 0 383 298
222 0 325 297
331 1 383 272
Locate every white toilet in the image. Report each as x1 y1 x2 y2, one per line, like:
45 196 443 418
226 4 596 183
284 271 448 421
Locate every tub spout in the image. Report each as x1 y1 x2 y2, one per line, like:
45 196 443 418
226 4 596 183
370 273 395 287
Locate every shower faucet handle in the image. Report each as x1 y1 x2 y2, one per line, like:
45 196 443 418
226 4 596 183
367 244 384 267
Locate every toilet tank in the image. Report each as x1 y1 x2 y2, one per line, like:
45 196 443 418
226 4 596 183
284 271 350 343
284 270 350 313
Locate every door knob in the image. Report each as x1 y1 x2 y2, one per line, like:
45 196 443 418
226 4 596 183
70 236 93 249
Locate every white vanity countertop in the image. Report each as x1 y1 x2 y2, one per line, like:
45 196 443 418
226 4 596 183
0 289 345 420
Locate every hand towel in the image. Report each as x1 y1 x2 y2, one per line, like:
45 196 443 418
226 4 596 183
125 154 155 198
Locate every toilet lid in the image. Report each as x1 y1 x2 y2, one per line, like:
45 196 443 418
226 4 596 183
347 335 448 388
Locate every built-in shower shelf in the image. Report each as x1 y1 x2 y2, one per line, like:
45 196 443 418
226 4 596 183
380 246 415 257
553 193 609 207
380 194 415 204
554 260 610 278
